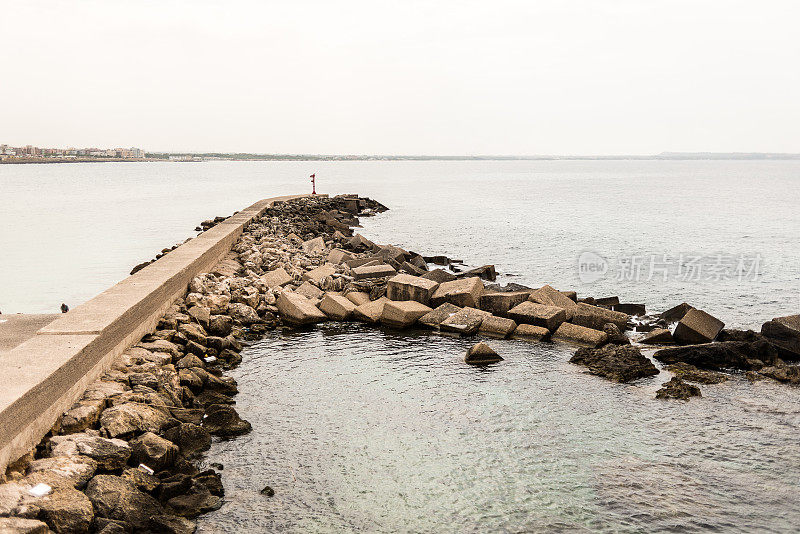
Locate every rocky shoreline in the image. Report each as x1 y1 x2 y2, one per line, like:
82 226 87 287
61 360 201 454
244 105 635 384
1 194 799 533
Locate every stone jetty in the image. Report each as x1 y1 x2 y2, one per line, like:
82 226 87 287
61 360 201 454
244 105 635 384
2 193 799 532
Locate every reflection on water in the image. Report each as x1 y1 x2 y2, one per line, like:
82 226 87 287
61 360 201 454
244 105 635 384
197 323 800 533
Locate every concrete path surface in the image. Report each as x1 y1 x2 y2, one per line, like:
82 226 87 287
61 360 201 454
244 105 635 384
0 314 59 354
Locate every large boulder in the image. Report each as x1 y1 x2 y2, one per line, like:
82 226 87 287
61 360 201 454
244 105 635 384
167 491 222 518
85 475 164 530
528 285 577 319
673 309 724 345
478 315 517 339
440 307 491 335
31 485 94 534
163 423 212 458
656 377 701 400
0 518 49 533
479 291 531 317
99 402 171 438
59 399 105 434
761 315 800 360
464 342 503 365
318 293 356 321
508 302 566 331
653 340 779 371
666 362 728 384
430 277 484 308
386 274 439 305
380 301 432 328
602 323 630 345
27 456 97 490
571 345 659 382
208 314 233 337
129 432 179 472
551 323 607 347
226 303 260 325
276 292 327 326
202 404 251 437
571 303 629 331
49 434 131 471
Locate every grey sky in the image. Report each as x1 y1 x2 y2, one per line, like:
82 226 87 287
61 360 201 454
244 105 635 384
1 0 798 155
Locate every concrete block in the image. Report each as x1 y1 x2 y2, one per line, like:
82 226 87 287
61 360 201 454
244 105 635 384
479 291 531 317
639 328 674 345
261 267 292 288
673 309 724 345
613 303 646 316
551 323 608 347
302 263 336 284
478 315 517 339
421 268 457 284
465 342 503 364
318 294 356 321
528 284 577 319
660 302 694 323
327 249 354 265
386 274 439 305
345 256 381 269
571 303 629 331
353 297 389 324
401 261 427 276
301 236 325 255
276 292 327 326
352 264 397 280
430 277 484 308
440 307 491 335
295 281 324 300
418 303 462 329
508 302 567 331
381 301 432 328
595 296 620 307
345 291 371 306
561 291 578 302
511 324 550 342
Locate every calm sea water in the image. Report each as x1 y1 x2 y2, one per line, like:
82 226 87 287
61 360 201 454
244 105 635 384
2 160 800 532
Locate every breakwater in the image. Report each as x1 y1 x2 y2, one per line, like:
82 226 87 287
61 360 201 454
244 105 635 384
1 193 798 533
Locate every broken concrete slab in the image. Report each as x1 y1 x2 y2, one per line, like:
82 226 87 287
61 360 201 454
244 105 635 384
456 265 497 281
508 302 567 331
761 315 800 360
430 277 484 308
551 322 608 347
440 307 491 335
261 267 292 288
327 248 354 265
571 303 629 331
673 309 724 345
276 292 327 326
352 264 397 280
386 274 439 305
302 236 325 255
478 315 517 339
302 263 336 284
595 296 620 307
318 294 356 321
381 300 432 328
528 285 577 320
418 303 462 329
400 261 427 276
613 303 646 316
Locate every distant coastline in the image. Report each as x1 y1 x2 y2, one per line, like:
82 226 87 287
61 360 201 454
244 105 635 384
2 151 800 164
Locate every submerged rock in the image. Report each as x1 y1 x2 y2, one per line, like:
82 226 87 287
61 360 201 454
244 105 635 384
653 340 779 371
656 377 702 400
464 342 503 365
571 345 659 382
85 475 164 530
666 362 729 384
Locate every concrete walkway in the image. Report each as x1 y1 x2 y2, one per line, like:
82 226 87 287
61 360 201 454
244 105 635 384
0 314 59 355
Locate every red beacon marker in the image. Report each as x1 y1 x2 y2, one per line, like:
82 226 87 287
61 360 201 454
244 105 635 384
310 173 317 195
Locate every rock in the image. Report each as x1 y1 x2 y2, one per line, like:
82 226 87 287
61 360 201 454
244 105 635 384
60 400 105 434
400 261 426 276
128 372 160 389
639 328 674 345
99 402 171 438
653 340 779 370
0 518 49 533
352 264 397 280
27 456 97 490
302 263 336 285
193 470 224 497
571 345 659 382
613 303 646 316
187 306 210 329
352 297 389 324
656 377 702 400
163 423 212 457
32 485 94 534
295 281 324 300
430 277 484 308
673 309 724 345
227 303 261 325
602 323 630 345
594 296 620 306
464 342 503 364
508 302 566 331
49 434 131 471
528 285 577 319
260 485 275 497
344 291 371 306
167 491 222 518
561 290 578 302
327 248 353 264
261 267 292 288
440 307 491 335
85 475 164 530
137 339 182 359
345 256 379 269
207 315 233 337
761 315 800 360
479 291 531 317
666 362 729 384
277 292 327 326
318 293 356 321
202 404 251 437
148 515 197 534
659 302 694 322
572 303 629 331
386 274 439 305
551 322 608 347
757 363 800 384
457 265 497 281
178 323 208 344
129 432 179 472
301 236 325 255
418 303 461 329
511 324 550 342
478 315 518 338
421 268 457 284
121 467 161 493
380 300 432 328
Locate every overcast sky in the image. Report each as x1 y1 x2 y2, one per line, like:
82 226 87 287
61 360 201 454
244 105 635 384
1 0 798 155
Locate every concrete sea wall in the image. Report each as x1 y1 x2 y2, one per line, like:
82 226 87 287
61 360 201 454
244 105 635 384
0 194 310 473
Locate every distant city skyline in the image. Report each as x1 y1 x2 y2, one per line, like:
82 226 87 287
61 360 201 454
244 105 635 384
1 1 798 155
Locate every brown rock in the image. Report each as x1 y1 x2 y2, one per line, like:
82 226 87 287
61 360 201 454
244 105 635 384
276 292 327 326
